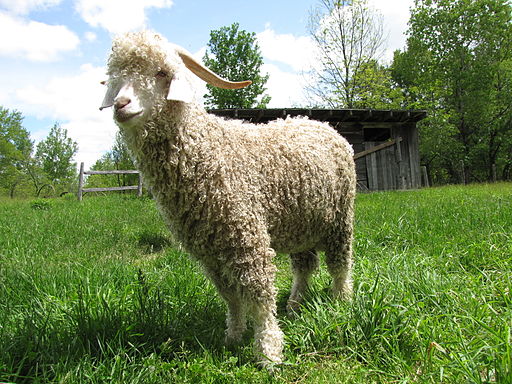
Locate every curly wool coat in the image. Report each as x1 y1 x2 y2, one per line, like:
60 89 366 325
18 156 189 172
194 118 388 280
103 31 356 365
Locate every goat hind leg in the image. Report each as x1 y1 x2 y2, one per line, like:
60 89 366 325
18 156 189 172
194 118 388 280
287 249 319 313
325 240 353 300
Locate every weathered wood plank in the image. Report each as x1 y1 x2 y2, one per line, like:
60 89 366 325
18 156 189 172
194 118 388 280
354 139 396 160
395 137 405 189
82 186 139 193
365 142 380 191
85 170 140 175
405 123 420 188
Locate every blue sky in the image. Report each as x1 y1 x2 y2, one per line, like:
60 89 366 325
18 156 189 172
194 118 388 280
0 0 413 167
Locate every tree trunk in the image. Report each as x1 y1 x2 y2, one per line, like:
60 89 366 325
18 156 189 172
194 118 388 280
9 182 18 198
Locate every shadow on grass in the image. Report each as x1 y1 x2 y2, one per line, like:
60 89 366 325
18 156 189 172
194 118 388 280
136 230 172 254
2 271 232 383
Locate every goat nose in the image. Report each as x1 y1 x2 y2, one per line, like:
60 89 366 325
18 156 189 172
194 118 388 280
114 96 131 110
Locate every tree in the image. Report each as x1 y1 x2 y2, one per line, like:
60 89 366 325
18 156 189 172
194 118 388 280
0 107 34 197
392 46 461 184
307 0 388 108
36 123 78 187
203 23 271 109
351 60 404 109
394 0 512 183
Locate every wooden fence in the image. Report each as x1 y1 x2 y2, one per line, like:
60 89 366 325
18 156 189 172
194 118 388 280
77 162 142 201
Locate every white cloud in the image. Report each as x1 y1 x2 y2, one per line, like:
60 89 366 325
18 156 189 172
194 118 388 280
263 63 312 108
0 11 79 61
257 27 318 72
0 0 61 15
84 31 97 42
61 118 117 169
15 64 118 168
362 0 414 61
75 0 174 34
253 26 320 108
16 63 104 121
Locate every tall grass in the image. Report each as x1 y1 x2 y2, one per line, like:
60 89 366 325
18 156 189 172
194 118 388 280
0 184 510 383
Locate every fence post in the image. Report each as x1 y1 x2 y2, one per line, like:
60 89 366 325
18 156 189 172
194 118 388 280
492 164 497 183
78 162 85 201
137 173 143 197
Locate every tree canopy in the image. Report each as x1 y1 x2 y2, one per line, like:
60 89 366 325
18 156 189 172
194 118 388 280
0 107 33 197
203 23 271 109
35 123 78 185
393 0 512 183
0 109 80 197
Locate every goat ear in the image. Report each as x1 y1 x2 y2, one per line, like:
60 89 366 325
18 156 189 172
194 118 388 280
166 70 194 103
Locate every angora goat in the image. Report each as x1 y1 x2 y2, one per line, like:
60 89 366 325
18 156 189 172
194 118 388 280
99 31 356 366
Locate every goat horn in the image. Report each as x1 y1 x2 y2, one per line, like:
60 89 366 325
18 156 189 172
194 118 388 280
176 48 252 90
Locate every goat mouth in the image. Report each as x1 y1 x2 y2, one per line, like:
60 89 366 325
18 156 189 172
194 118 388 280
114 109 143 123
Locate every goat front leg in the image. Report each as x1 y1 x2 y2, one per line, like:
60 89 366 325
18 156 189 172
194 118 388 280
240 247 284 367
207 271 247 344
224 292 247 344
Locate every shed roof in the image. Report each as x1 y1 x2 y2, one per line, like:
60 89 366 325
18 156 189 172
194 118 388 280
209 108 427 124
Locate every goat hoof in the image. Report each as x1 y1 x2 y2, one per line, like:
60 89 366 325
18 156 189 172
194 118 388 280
286 300 302 317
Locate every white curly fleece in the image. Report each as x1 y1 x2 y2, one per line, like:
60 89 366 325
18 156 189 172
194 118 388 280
104 30 356 366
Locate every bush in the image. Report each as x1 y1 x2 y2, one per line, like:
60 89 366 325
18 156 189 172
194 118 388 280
30 198 53 210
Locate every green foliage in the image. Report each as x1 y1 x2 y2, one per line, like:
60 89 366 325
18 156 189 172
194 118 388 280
351 60 404 109
30 198 53 210
1 184 511 382
203 23 271 109
0 107 34 197
35 123 78 187
393 0 512 184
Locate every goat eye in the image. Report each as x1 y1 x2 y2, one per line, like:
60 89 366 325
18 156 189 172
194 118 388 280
156 71 168 78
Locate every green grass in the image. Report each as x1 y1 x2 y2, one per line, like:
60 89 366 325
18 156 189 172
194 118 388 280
1 184 511 383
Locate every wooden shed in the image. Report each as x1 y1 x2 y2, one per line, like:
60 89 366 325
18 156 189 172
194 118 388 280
210 108 427 191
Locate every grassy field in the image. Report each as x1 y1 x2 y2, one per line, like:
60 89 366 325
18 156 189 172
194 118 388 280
0 184 511 383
